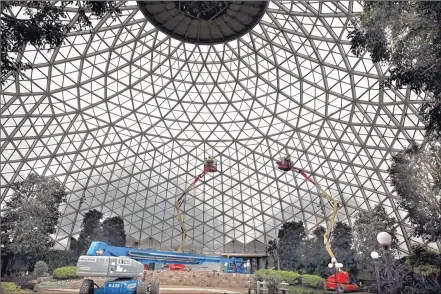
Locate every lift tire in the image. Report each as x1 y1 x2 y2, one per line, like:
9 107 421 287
79 279 94 294
149 281 160 294
135 282 149 294
337 284 345 293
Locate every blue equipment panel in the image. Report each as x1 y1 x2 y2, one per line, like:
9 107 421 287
94 279 139 294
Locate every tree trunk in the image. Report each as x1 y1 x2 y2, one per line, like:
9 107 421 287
3 255 15 277
1 256 10 277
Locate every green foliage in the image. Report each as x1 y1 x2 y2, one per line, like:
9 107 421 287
102 216 126 246
254 270 324 290
1 1 120 84
297 226 329 277
255 269 301 285
272 220 356 278
353 205 398 274
76 211 128 254
43 250 77 272
75 211 128 255
277 221 306 270
347 1 441 139
0 282 22 292
389 142 441 242
52 266 78 280
255 269 272 281
406 245 441 289
1 173 67 270
76 209 104 255
299 274 325 290
331 222 357 275
413 264 441 277
34 260 48 277
275 271 301 285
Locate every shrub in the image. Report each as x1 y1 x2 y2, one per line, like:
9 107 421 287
13 280 35 291
52 266 78 280
255 270 324 290
286 285 327 294
34 261 48 277
44 250 77 272
255 269 301 285
255 269 272 281
1 282 22 292
276 271 301 284
300 274 325 289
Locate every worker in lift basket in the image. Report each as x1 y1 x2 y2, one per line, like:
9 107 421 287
283 154 292 167
205 156 214 166
204 156 216 172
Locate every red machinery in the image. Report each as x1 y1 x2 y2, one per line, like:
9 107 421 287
326 272 358 292
169 264 187 271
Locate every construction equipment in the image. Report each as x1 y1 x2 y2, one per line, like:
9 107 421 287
76 241 249 293
175 157 217 253
276 155 358 293
76 255 151 294
326 271 358 293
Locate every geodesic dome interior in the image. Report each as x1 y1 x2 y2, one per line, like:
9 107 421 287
0 0 435 255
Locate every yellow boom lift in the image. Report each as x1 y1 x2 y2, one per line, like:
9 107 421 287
276 155 358 293
175 157 217 253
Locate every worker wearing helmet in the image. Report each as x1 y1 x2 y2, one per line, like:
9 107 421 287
205 156 214 165
284 154 292 167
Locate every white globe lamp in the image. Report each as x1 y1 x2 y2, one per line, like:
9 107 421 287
377 232 392 248
371 251 379 260
331 257 337 263
336 263 343 269
328 263 333 269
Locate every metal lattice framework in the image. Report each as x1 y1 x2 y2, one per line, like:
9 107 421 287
1 1 437 254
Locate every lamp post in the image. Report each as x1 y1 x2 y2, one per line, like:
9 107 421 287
377 232 392 250
377 232 393 294
371 251 381 294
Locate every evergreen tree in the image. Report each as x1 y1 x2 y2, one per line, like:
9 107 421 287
76 209 103 255
102 216 126 247
331 222 357 275
277 221 306 270
299 226 329 276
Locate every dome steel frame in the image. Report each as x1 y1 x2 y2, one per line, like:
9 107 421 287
0 0 439 254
